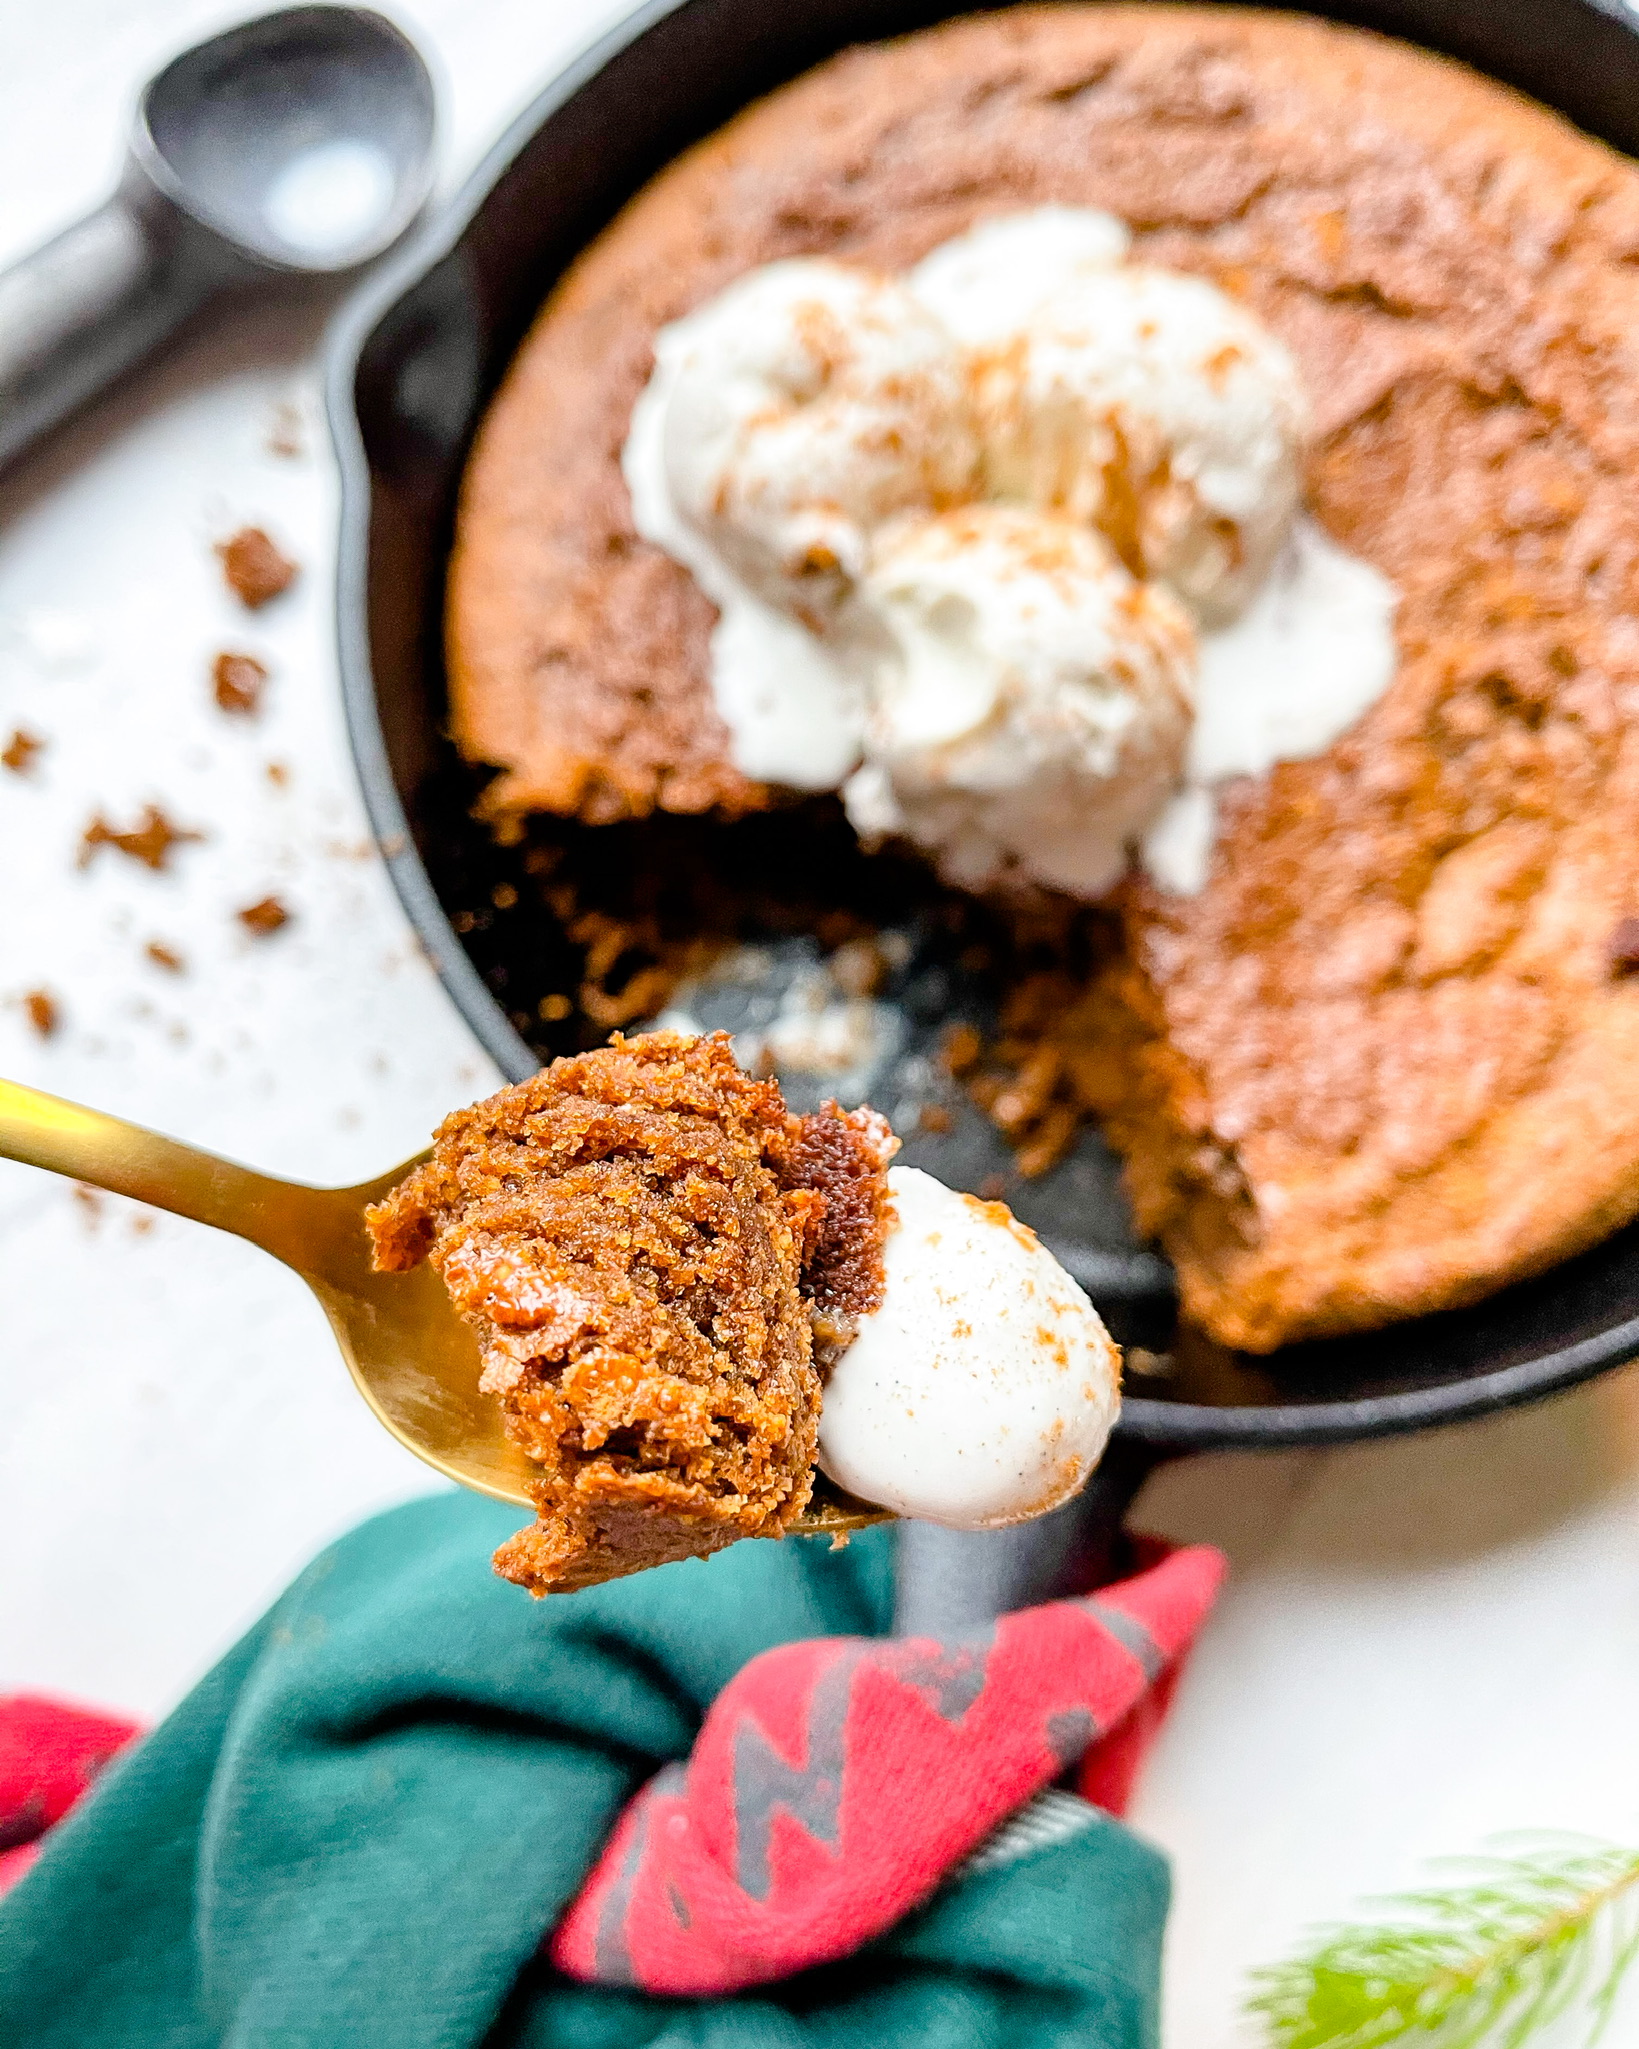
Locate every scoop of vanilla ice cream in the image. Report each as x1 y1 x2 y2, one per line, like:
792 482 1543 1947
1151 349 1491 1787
818 1166 1122 1528
657 258 976 624
842 505 1196 897
907 206 1131 345
974 264 1309 624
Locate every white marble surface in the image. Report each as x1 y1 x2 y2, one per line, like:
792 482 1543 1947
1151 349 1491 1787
2 6 1638 2045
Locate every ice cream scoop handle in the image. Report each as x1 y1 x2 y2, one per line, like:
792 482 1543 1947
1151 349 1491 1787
0 188 205 473
891 1437 1166 1634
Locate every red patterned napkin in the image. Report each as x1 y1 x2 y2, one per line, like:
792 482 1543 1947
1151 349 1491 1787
551 1538 1225 1994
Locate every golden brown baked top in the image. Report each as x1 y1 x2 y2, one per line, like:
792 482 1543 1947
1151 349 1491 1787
368 1031 892 1591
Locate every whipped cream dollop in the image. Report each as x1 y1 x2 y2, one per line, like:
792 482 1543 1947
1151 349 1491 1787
907 205 1131 344
1142 514 1400 891
818 1165 1121 1527
636 259 973 621
623 260 967 788
970 264 1308 624
843 506 1195 898
623 207 1400 893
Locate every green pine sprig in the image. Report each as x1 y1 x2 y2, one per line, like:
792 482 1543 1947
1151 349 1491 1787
1246 1837 1639 2049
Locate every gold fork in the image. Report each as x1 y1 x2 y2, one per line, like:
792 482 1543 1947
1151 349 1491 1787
0 1077 882 1534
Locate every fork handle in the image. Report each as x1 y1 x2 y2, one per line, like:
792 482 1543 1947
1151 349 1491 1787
0 1076 333 1269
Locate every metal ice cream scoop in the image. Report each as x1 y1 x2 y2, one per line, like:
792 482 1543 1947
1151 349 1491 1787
0 4 435 473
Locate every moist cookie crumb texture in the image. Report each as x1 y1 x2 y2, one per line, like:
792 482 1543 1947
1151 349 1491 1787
367 1031 893 1592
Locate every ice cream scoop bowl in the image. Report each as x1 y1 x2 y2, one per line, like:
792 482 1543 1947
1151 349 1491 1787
0 5 436 473
0 1077 882 1535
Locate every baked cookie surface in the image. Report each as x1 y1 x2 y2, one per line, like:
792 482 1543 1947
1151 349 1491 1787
450 6 1639 1349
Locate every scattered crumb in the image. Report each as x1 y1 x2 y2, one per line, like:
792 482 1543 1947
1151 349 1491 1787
168 1022 189 1045
2 728 43 774
492 882 518 910
145 941 186 974
73 1184 103 1227
978 1173 1007 1200
216 527 297 609
538 992 573 1022
1013 1103 1079 1179
1125 1348 1175 1378
212 651 269 715
941 1022 982 1077
266 401 304 459
989 1048 1062 1134
80 805 204 873
265 761 290 787
131 1213 154 1238
917 1102 954 1135
829 937 888 998
238 894 291 937
1611 917 1639 976
23 989 60 1037
964 1062 1079 1178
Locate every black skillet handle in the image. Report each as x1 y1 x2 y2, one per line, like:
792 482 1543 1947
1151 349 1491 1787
0 176 211 474
891 1436 1168 1636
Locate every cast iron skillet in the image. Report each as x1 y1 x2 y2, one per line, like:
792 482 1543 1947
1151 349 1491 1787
325 0 1639 1590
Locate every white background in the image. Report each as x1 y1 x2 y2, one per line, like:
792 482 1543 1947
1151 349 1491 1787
1 4 1637 2043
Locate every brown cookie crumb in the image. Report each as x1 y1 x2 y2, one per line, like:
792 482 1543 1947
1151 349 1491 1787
217 527 297 609
23 989 60 1037
79 806 204 872
1610 918 1639 976
213 652 269 715
265 761 290 787
940 1022 982 1077
145 941 186 974
238 895 291 936
2 729 43 774
1013 1102 1080 1180
829 937 888 998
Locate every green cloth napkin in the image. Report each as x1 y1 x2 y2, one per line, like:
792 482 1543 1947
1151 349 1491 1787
0 1492 1169 2048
